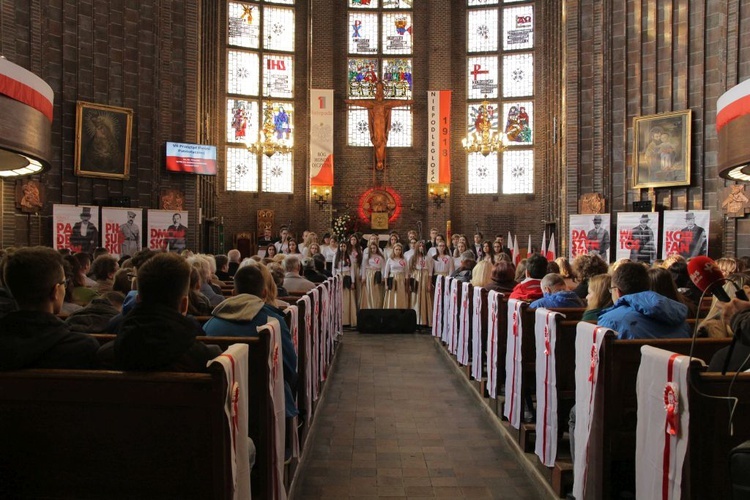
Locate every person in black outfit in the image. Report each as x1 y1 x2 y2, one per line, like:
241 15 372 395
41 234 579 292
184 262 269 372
0 247 99 370
97 252 221 371
709 298 750 372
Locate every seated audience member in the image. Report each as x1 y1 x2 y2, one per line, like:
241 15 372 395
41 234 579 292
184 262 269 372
74 252 97 288
214 255 231 281
470 259 493 288
99 252 221 371
65 254 98 306
582 274 613 321
571 253 610 299
598 261 690 339
0 247 99 370
93 247 109 260
546 260 560 274
187 267 212 316
514 259 527 282
112 268 135 295
450 251 476 283
188 255 224 307
89 254 119 293
708 297 750 372
313 253 332 278
267 263 289 297
509 253 548 301
555 256 576 289
485 261 517 294
666 258 701 305
60 259 83 315
530 273 584 309
648 267 697 318
302 257 326 284
717 257 739 278
283 255 315 294
697 273 750 338
203 265 298 417
258 263 289 310
0 251 18 318
65 291 125 333
227 249 241 277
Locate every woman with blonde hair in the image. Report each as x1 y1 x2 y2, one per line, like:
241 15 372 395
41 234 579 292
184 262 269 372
716 257 739 277
555 256 576 289
383 243 410 309
582 274 613 322
470 259 493 288
408 241 433 326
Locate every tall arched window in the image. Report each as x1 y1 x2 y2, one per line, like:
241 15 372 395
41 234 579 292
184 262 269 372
225 1 296 193
466 0 535 195
346 0 414 149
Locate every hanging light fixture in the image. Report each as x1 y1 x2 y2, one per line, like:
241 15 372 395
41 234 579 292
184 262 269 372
246 103 292 158
717 78 750 182
462 101 506 156
0 56 54 177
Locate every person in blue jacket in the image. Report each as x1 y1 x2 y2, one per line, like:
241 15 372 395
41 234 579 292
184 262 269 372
203 264 298 418
530 273 584 309
598 261 690 339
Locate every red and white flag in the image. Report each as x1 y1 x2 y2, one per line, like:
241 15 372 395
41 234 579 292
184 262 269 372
513 234 521 265
541 233 547 260
547 233 556 261
527 235 532 257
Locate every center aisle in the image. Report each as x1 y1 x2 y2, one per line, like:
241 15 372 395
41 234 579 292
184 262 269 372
291 333 545 499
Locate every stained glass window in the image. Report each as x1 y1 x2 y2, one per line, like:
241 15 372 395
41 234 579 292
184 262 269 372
262 54 293 98
389 107 412 147
226 99 259 144
228 51 260 96
225 1 296 193
467 56 499 99
468 9 499 53
467 0 535 195
382 12 413 54
347 58 380 99
263 7 295 52
381 58 412 99
503 5 534 51
228 2 260 48
502 101 532 145
226 147 259 191
383 0 412 7
468 154 499 194
347 2 413 147
349 0 378 8
349 13 379 53
502 149 533 194
262 153 293 192
347 109 371 147
502 53 533 97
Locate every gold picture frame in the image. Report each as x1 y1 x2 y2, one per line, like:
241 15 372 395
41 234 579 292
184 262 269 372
74 101 133 180
633 109 691 189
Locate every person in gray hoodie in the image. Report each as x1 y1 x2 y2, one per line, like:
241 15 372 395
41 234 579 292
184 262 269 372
203 264 298 417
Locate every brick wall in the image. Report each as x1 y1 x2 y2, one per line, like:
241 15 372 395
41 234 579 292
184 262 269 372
0 0 200 249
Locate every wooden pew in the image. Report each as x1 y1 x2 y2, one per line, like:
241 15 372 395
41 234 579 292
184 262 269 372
598 335 731 498
0 367 232 499
196 333 276 500
684 368 750 499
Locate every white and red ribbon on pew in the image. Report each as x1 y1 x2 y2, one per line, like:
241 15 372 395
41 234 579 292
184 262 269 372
431 275 444 339
535 308 564 467
457 282 471 366
471 286 485 381
503 299 525 429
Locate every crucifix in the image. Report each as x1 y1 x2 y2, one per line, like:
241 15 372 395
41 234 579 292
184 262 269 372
345 81 413 170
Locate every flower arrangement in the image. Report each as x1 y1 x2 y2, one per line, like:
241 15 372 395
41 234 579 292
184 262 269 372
332 213 355 241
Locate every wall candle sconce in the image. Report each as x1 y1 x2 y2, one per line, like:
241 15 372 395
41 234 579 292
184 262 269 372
312 187 331 210
429 185 449 209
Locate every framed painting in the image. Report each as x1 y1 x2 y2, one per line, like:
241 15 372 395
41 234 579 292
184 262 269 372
74 101 133 180
633 109 691 188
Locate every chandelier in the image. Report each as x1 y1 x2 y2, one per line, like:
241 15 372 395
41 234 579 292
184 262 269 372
247 104 292 157
462 101 506 156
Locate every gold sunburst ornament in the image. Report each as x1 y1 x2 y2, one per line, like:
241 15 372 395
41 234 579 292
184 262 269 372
462 101 506 156
241 5 255 24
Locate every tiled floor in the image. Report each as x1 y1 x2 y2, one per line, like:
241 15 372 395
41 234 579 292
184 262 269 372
292 332 543 499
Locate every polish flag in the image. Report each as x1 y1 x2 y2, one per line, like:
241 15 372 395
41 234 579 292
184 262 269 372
513 234 521 266
527 235 532 258
547 233 556 261
541 232 547 260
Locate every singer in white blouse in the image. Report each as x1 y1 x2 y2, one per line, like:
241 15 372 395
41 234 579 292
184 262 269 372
409 241 434 326
333 241 358 327
431 241 455 277
383 243 410 309
360 242 385 309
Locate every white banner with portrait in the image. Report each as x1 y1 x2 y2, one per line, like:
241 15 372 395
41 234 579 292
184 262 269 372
147 210 188 253
53 204 100 254
569 214 611 262
615 212 660 265
101 207 143 259
661 210 709 259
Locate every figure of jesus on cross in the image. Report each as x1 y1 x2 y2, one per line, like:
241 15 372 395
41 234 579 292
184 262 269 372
345 81 413 170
